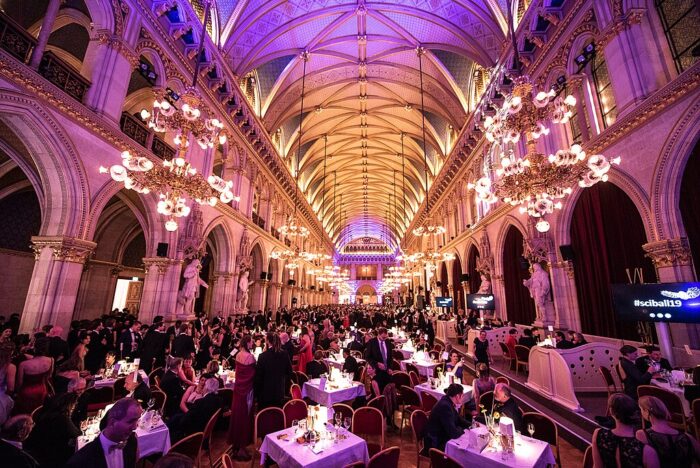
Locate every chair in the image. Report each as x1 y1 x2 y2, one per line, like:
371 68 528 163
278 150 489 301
30 405 43 422
352 406 384 457
499 342 515 369
514 345 530 375
151 389 167 413
358 365 366 384
367 446 400 468
148 367 164 389
251 407 285 468
282 399 308 427
84 386 114 412
168 432 204 464
411 409 430 468
637 385 687 430
221 452 234 468
599 366 620 398
495 376 510 386
392 349 404 361
479 390 494 412
294 371 309 386
420 392 438 413
405 362 420 379
428 350 440 361
113 377 128 399
409 370 421 387
428 448 462 468
399 385 422 435
582 445 593 468
290 383 303 400
202 408 222 467
368 395 386 413
694 398 700 438
343 463 364 468
522 412 560 466
392 371 411 389
332 403 354 422
351 350 363 359
432 344 443 353
217 388 234 418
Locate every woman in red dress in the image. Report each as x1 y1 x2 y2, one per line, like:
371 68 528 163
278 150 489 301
296 327 313 373
14 337 53 415
228 335 256 460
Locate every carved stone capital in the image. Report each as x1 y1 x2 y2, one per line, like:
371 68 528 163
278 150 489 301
643 238 693 268
143 257 180 275
31 236 97 264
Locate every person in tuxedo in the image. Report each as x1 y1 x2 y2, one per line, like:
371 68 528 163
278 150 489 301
64 398 141 468
341 347 359 380
619 345 658 400
423 384 470 452
280 332 295 364
171 324 195 359
305 350 328 379
160 357 186 417
255 333 293 408
365 327 394 392
124 371 152 409
635 346 672 373
47 326 70 364
118 321 142 360
518 328 538 349
168 378 221 442
0 415 39 468
554 331 574 350
140 321 168 374
492 383 524 432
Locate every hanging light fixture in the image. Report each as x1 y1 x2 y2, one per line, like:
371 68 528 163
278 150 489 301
467 0 620 232
101 0 238 231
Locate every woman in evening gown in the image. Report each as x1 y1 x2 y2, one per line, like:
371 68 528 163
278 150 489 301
228 335 256 460
296 326 313 373
14 337 53 415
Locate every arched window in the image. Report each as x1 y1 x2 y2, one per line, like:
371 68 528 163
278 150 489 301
553 74 589 143
654 0 700 73
590 53 617 128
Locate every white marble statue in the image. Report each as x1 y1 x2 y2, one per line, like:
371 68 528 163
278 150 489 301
477 274 492 294
176 258 208 316
523 263 551 321
236 269 250 312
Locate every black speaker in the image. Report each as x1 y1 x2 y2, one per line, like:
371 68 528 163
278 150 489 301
288 279 296 286
560 245 575 262
260 271 268 280
310 285 316 291
461 273 470 282
156 242 169 257
291 297 297 304
266 272 273 280
436 281 442 287
519 255 530 270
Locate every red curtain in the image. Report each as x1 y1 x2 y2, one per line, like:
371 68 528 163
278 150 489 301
680 142 700 279
503 227 536 324
570 183 657 339
467 246 481 293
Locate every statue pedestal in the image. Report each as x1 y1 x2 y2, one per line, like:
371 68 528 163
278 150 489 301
534 301 556 328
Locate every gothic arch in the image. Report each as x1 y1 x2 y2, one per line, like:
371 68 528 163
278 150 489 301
202 217 236 273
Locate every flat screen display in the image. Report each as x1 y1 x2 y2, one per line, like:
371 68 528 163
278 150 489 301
436 297 453 307
611 282 700 323
467 293 495 310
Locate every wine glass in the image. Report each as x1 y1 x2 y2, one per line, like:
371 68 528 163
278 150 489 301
147 398 155 411
292 419 299 436
334 411 342 428
527 423 535 438
80 420 89 438
343 417 351 437
309 430 317 448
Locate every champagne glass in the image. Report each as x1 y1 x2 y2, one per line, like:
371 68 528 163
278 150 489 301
80 420 89 438
343 417 351 438
309 430 317 448
147 398 155 411
527 423 535 438
292 419 299 436
334 411 342 428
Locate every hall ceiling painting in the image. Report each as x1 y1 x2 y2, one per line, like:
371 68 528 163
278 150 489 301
193 0 507 251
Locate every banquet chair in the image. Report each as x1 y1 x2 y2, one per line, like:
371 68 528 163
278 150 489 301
582 445 593 468
294 371 309 387
168 432 204 466
30 405 43 422
428 448 461 468
399 385 422 435
514 345 530 376
392 371 411 389
201 408 222 467
367 446 400 468
420 392 437 413
151 389 167 413
113 377 128 399
351 350 363 359
432 344 443 353
495 376 510 386
428 350 440 361
332 403 354 422
217 388 234 419
407 371 420 388
405 363 421 379
499 342 515 370
389 358 401 371
282 399 308 428
148 367 164 387
357 365 365 383
251 407 285 468
599 366 620 399
693 399 700 437
637 385 687 430
352 406 385 457
479 390 494 412
410 409 430 468
84 386 114 412
392 350 404 361
290 383 303 400
368 395 386 413
522 412 560 466
220 452 234 468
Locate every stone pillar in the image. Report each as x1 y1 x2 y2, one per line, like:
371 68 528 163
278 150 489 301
643 238 699 365
28 0 62 69
267 282 281 313
139 257 182 324
20 237 96 337
280 285 291 309
209 272 235 316
567 75 590 143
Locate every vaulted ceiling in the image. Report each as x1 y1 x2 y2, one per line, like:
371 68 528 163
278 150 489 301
194 0 509 251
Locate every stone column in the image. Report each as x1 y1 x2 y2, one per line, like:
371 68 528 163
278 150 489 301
139 257 182 324
28 0 62 69
549 261 580 331
643 238 699 365
20 236 96 337
267 282 281 314
280 285 291 309
209 272 234 316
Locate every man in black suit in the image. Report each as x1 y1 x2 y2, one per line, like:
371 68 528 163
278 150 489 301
171 323 196 359
47 326 70 363
341 347 359 381
65 398 140 468
554 331 574 350
168 378 221 441
124 371 152 409
620 345 657 399
280 332 295 364
255 332 293 408
0 415 39 468
305 351 329 379
118 321 142 359
423 384 470 452
493 383 524 432
140 321 168 374
635 346 672 374
160 357 186 417
365 327 394 391
518 328 538 349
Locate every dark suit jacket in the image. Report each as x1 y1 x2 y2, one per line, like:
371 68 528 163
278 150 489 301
255 349 293 408
0 440 39 468
342 355 359 380
424 395 470 451
365 337 393 371
171 334 196 358
620 357 652 399
118 329 141 358
305 360 328 379
518 336 538 349
180 393 222 435
493 397 524 432
160 370 185 417
132 381 153 408
635 356 672 373
140 329 168 373
64 433 138 468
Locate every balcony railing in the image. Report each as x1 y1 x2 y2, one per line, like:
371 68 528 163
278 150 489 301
0 13 35 63
38 51 90 102
252 212 266 230
120 112 176 159
151 134 176 159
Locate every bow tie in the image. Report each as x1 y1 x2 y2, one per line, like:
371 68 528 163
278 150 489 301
108 441 127 453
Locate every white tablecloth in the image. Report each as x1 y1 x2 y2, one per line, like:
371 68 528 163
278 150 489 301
302 379 366 407
401 359 439 377
324 357 366 370
415 382 473 404
651 378 691 416
77 422 171 458
93 378 117 389
445 428 556 468
399 348 415 360
260 427 369 468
